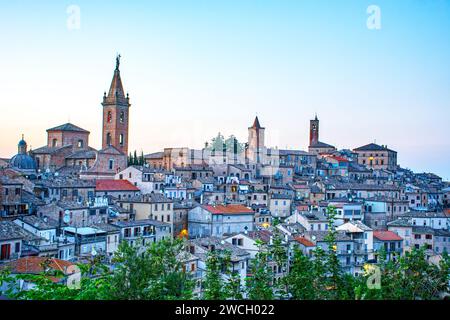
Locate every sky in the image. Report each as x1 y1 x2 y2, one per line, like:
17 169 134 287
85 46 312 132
0 0 449 179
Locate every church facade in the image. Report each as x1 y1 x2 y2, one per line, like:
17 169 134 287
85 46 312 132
31 56 129 179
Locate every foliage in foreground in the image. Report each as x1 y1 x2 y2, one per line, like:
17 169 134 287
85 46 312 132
0 209 448 300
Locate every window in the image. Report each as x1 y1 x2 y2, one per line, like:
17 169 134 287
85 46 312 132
15 188 21 195
119 134 124 146
109 159 114 170
77 140 84 148
425 234 432 240
15 242 21 253
107 111 112 123
120 111 125 123
52 139 58 147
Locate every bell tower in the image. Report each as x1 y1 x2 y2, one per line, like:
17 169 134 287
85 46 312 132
309 114 319 146
102 54 131 155
247 116 265 164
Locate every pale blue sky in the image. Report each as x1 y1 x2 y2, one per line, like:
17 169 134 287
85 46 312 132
0 1 449 179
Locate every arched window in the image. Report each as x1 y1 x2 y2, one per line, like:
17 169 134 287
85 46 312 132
77 140 84 148
120 111 125 123
52 139 58 148
106 133 111 146
119 134 124 146
107 111 112 123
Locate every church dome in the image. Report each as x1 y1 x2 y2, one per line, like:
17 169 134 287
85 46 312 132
10 153 37 170
10 135 37 172
18 139 27 147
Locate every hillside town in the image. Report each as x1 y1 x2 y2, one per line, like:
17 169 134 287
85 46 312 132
1 57 449 298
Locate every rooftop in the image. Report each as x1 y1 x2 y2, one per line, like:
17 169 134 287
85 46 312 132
202 204 254 215
353 143 395 153
96 179 140 192
373 230 403 241
47 123 90 133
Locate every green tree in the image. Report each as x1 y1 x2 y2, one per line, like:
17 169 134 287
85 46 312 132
139 150 145 166
246 240 274 300
286 246 316 299
110 238 194 300
203 249 227 300
270 218 289 299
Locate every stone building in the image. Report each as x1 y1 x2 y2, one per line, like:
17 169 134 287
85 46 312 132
353 143 397 171
31 56 129 179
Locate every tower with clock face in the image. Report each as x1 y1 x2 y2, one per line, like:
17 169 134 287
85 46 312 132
101 55 131 155
309 115 319 146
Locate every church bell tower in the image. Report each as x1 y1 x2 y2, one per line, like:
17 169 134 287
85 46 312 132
102 54 131 155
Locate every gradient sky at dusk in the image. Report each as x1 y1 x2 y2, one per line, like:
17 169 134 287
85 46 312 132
0 1 449 178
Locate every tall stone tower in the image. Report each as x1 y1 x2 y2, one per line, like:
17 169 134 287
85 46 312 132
247 116 265 164
102 55 130 155
309 114 319 146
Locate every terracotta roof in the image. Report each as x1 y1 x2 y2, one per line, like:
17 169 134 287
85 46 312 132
373 230 403 241
202 204 254 215
47 123 89 133
294 236 315 247
0 256 76 282
327 155 348 162
96 179 140 192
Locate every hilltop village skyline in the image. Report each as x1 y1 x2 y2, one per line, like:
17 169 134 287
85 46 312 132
1 55 448 301
1 0 450 303
0 55 446 179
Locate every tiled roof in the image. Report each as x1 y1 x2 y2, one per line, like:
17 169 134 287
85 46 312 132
0 221 43 242
353 143 395 153
0 256 75 280
246 230 272 243
373 230 403 241
18 215 61 230
47 123 89 133
144 152 164 159
65 149 97 159
121 193 172 203
202 204 254 215
310 141 335 148
96 179 140 192
294 236 315 247
189 237 250 261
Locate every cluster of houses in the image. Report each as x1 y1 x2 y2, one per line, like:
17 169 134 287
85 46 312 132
1 117 449 295
1 57 449 295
